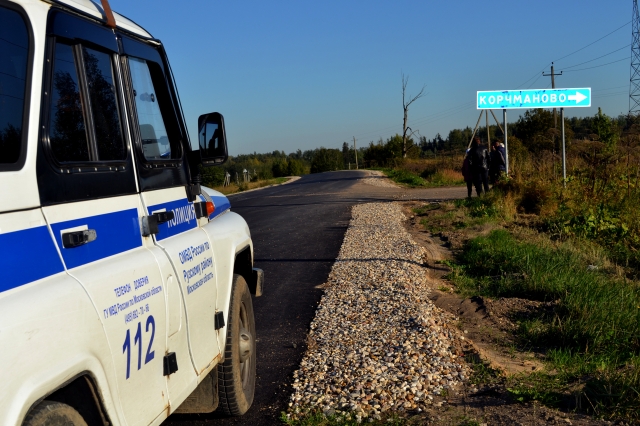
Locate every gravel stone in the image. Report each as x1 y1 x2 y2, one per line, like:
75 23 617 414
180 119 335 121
287 202 470 420
360 171 399 188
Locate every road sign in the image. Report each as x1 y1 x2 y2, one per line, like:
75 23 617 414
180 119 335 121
477 88 591 110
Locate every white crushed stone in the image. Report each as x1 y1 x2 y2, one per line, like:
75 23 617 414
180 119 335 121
360 171 399 188
287 202 470 422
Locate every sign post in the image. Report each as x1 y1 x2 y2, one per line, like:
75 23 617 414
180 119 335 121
503 109 508 174
476 87 591 184
561 108 566 187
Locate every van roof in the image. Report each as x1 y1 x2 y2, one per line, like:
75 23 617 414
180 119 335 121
54 0 154 39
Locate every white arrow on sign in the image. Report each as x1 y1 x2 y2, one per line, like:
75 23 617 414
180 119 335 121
568 92 587 103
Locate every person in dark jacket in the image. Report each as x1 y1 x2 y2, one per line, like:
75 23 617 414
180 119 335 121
461 149 473 198
489 140 506 184
468 136 490 195
496 141 507 177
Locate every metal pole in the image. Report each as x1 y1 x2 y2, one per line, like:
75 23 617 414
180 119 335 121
486 110 490 146
551 63 557 129
468 110 484 149
489 109 504 135
561 107 566 187
503 109 509 174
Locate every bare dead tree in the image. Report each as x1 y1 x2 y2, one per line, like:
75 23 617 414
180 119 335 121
402 73 426 158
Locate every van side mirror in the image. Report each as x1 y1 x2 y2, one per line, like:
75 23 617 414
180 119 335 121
198 112 228 166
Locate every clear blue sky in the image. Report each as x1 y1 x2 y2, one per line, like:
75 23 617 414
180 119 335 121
110 0 632 155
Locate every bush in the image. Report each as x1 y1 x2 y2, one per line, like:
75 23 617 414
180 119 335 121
518 180 555 215
272 159 289 177
200 165 225 187
287 158 304 176
385 168 426 186
310 148 343 173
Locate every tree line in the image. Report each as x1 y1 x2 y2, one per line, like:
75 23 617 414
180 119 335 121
201 107 636 187
360 108 634 167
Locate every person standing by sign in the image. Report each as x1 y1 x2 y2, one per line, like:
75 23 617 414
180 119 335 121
461 149 473 198
468 136 490 196
494 140 506 182
489 140 506 185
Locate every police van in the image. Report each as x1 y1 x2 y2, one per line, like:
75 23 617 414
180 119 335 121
0 0 264 424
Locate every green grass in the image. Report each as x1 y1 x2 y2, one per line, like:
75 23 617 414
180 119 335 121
382 168 464 188
448 228 640 419
455 230 640 354
454 197 499 219
412 203 440 216
383 168 428 187
458 418 482 426
281 410 407 425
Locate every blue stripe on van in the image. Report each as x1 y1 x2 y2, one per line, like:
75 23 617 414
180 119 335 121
147 199 197 241
1 226 65 292
50 208 142 269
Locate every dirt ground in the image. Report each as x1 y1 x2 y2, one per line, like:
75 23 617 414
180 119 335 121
398 202 622 426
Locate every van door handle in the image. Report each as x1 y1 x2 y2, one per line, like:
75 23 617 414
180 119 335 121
141 211 175 236
62 229 97 248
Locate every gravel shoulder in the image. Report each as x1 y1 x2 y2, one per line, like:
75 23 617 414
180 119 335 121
286 201 608 426
287 202 470 422
359 170 401 188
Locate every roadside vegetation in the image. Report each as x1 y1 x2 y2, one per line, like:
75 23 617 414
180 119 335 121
210 177 290 195
199 150 308 195
412 109 640 421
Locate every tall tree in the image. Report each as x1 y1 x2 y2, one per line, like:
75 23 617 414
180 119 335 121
401 74 426 158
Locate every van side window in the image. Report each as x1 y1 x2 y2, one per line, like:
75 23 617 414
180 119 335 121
128 57 181 161
83 47 125 161
0 5 30 166
49 42 89 162
49 42 125 163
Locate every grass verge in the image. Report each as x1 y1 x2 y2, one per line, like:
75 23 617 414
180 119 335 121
418 195 640 421
281 410 410 425
211 177 289 195
381 167 464 188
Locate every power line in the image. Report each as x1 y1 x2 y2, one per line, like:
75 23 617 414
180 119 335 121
563 56 629 72
515 64 550 89
593 84 629 91
344 22 634 148
526 72 545 89
561 44 631 70
594 90 628 99
553 20 631 62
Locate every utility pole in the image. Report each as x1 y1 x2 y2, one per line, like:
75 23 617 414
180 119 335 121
543 62 563 128
544 62 563 180
353 136 359 169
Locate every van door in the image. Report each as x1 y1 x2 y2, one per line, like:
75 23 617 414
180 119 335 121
37 11 170 424
119 33 221 378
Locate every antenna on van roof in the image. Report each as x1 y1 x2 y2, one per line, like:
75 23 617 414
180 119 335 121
100 0 116 29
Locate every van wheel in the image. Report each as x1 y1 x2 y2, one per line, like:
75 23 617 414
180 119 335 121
23 401 88 426
217 274 256 416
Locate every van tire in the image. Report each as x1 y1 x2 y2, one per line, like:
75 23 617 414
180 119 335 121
23 401 88 426
217 274 256 416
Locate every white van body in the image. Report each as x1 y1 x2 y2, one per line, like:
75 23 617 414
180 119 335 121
0 1 261 424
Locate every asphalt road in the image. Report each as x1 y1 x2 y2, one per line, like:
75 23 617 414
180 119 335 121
165 171 466 425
